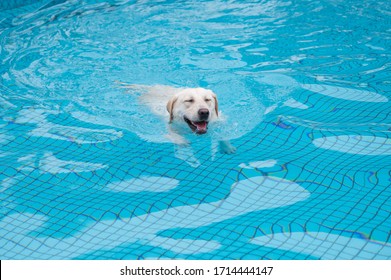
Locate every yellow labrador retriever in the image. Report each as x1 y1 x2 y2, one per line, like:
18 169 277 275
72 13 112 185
123 84 235 154
166 88 218 133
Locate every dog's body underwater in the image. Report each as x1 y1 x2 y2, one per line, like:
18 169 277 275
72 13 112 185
122 84 236 154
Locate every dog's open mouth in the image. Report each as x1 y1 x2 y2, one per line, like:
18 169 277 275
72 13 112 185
184 117 208 134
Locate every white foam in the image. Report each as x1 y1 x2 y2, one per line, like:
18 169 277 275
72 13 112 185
251 232 391 259
313 135 391 155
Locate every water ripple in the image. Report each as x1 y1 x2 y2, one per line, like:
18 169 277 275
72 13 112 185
302 84 388 103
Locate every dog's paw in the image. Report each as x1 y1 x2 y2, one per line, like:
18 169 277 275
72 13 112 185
219 141 236 154
177 141 190 148
222 145 237 154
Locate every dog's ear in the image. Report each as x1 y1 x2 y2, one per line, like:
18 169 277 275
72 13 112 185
166 96 177 123
212 94 219 117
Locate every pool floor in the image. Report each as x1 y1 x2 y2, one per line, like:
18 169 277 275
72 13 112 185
0 0 390 259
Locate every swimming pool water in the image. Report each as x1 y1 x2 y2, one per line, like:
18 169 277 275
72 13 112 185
0 0 390 259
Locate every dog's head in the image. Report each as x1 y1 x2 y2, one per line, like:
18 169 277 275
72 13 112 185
166 88 219 134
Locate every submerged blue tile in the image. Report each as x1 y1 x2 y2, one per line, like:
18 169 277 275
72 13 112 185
0 0 390 260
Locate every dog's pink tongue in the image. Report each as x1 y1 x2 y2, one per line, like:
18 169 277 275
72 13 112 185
194 121 207 132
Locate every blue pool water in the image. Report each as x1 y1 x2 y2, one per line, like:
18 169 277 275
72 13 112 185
0 0 390 259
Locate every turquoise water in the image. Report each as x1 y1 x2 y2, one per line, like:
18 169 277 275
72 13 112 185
0 0 390 259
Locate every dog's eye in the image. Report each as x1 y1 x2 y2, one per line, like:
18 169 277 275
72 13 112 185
185 99 194 103
205 99 211 102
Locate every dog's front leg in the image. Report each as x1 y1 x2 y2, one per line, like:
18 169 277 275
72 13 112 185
219 140 236 154
166 127 189 146
166 127 200 167
174 145 201 167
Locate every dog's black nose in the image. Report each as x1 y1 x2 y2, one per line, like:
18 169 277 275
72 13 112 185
198 108 209 120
